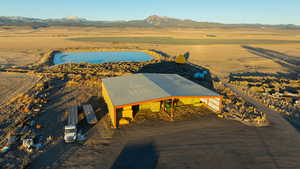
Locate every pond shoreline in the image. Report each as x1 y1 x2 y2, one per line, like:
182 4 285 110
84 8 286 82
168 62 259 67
53 51 154 65
42 48 164 67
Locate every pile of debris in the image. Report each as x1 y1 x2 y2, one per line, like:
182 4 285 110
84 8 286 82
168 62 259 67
0 119 54 169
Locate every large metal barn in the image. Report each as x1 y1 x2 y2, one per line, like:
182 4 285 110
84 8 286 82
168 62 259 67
102 73 222 128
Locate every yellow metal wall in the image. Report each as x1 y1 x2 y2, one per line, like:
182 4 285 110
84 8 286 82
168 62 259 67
102 83 117 128
121 106 133 119
140 102 161 112
179 98 203 106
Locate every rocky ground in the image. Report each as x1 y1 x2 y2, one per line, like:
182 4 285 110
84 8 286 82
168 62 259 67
229 73 300 128
0 74 106 168
0 55 215 169
213 80 269 127
44 60 213 89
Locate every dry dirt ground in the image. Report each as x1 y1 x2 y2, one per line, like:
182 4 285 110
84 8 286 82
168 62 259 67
0 72 39 107
24 86 300 168
28 81 300 169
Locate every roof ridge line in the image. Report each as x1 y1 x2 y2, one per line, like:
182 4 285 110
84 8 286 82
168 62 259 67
142 74 173 97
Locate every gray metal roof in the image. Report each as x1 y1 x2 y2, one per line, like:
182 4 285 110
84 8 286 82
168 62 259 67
102 73 220 107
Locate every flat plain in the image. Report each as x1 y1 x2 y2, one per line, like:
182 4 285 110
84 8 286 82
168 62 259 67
1 26 300 104
1 27 300 76
1 26 300 169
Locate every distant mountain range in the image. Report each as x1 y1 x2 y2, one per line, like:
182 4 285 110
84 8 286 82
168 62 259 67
0 15 299 29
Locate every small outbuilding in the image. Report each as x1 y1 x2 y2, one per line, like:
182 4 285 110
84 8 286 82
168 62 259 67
102 73 222 128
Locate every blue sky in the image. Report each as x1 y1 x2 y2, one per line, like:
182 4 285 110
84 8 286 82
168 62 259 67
1 0 300 25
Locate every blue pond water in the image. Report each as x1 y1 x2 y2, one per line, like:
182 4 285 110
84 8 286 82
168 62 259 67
53 51 153 65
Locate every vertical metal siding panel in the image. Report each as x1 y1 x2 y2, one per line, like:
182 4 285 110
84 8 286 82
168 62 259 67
102 82 117 128
207 97 220 112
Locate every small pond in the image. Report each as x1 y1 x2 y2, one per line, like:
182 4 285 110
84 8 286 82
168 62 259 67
53 51 153 65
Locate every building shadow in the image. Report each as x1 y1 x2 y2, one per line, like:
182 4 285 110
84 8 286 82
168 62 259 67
150 49 172 60
284 115 300 132
137 61 214 89
86 96 108 121
110 139 158 169
229 71 299 81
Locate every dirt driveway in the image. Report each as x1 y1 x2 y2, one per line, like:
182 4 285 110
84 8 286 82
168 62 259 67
30 113 300 169
27 79 300 169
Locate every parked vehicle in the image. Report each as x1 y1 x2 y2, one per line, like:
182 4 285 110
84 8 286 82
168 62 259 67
64 106 78 143
83 104 98 125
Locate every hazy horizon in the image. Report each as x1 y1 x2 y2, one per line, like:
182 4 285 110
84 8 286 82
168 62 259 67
1 14 300 26
1 0 300 25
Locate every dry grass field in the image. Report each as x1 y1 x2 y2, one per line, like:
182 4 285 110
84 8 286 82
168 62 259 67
0 72 39 107
1 26 299 76
0 26 299 106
